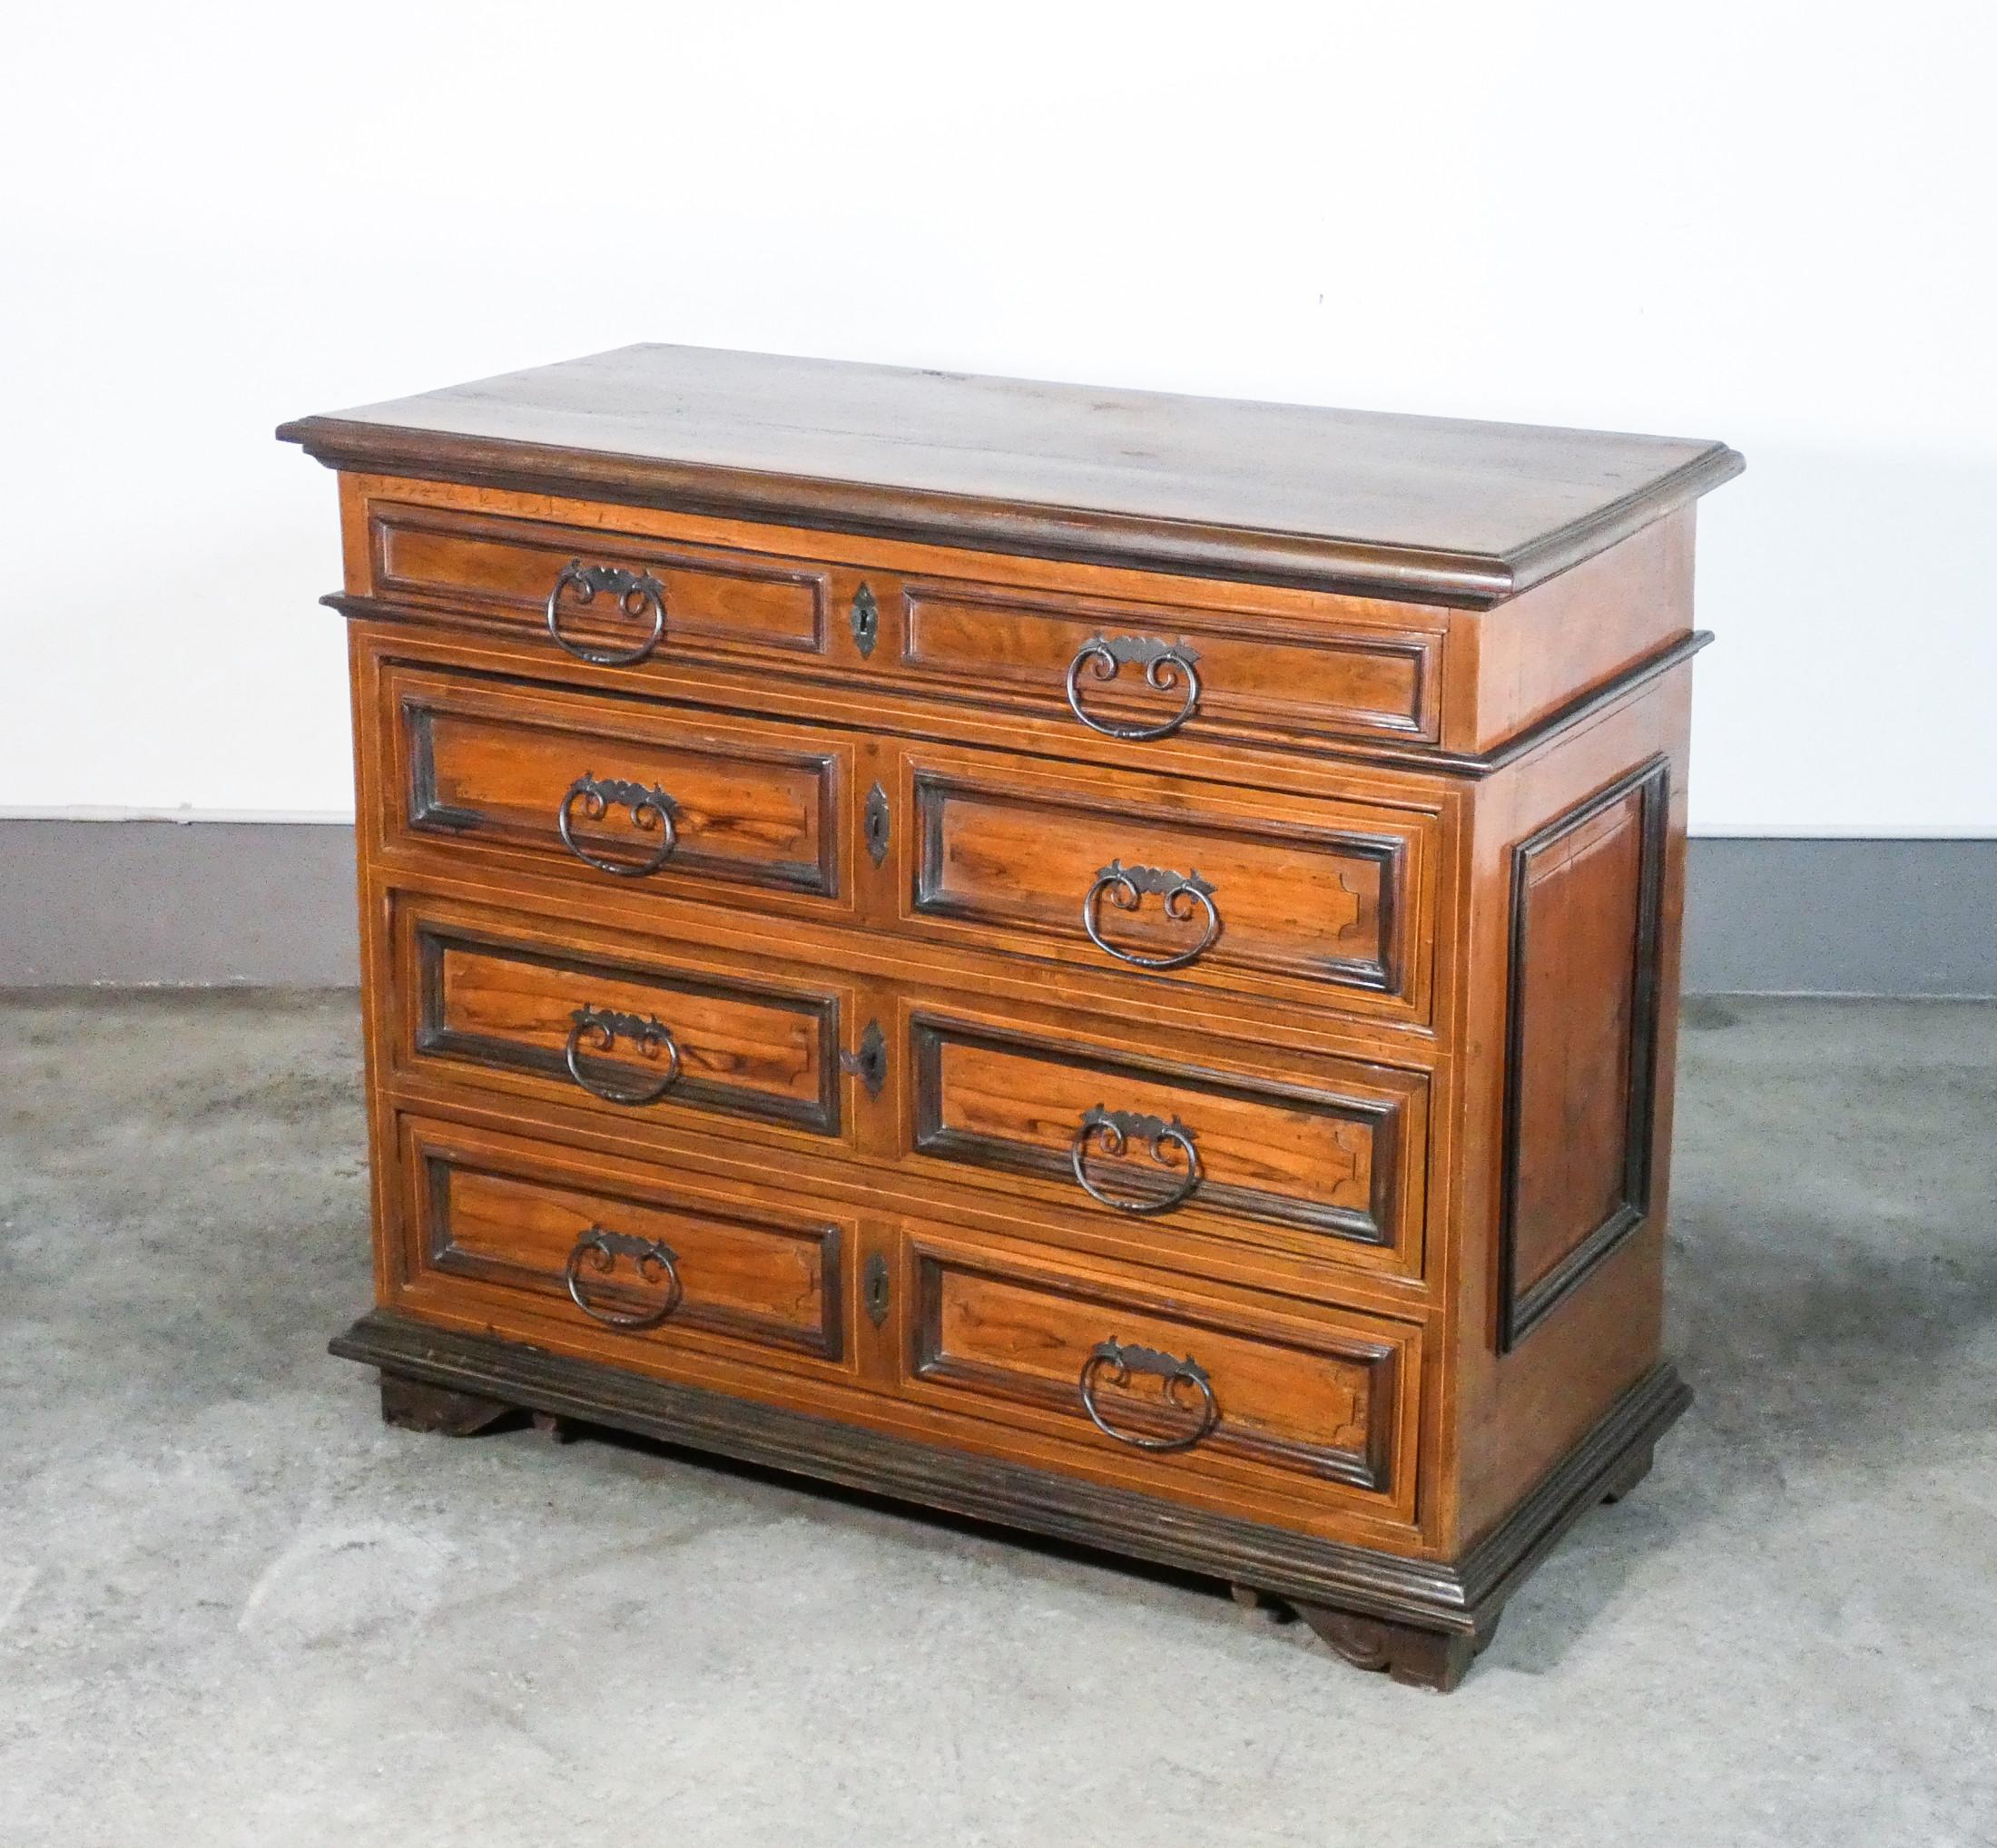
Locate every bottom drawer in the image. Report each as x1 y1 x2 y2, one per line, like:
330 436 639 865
374 1105 1425 1539
893 1224 1422 1526
388 1112 855 1371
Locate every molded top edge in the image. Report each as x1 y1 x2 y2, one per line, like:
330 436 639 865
279 344 1744 605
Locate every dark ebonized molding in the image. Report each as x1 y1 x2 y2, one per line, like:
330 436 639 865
329 592 1713 783
331 1307 1690 1639
403 703 482 832
1497 756 1671 1352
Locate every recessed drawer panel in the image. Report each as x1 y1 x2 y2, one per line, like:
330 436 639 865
898 1225 1420 1521
379 663 851 910
393 894 853 1144
391 1112 851 1371
899 744 1435 1023
369 500 830 662
906 1011 1427 1279
898 578 1441 746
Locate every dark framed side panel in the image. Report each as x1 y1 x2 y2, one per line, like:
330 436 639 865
1496 756 1669 1352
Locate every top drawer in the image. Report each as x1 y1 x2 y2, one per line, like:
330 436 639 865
890 576 1441 749
360 498 1447 753
369 501 832 665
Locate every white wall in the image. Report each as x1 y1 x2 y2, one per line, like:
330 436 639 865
4 1 1992 832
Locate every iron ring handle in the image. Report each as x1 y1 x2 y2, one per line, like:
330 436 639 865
564 1007 682 1106
1065 636 1202 742
1070 1108 1202 1215
546 559 667 667
1082 864 1222 971
556 774 679 878
1078 1340 1219 1454
564 1227 684 1331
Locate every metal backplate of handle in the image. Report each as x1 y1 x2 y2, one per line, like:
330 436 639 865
1078 1339 1219 1452
1066 634 1201 740
557 773 678 877
565 1226 684 1330
1082 860 1221 969
564 1005 682 1105
1071 1106 1201 1214
546 560 667 666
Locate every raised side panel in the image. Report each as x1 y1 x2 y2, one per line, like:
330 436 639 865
1445 668 1691 1553
1497 758 1668 1349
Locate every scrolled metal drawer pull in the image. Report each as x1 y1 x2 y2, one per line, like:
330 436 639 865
1082 860 1221 970
1071 1106 1201 1214
564 1005 682 1106
1078 1339 1219 1453
557 772 679 877
546 559 667 666
1066 634 1202 741
564 1226 684 1330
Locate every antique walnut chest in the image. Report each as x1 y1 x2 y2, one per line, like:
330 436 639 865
281 347 1741 1690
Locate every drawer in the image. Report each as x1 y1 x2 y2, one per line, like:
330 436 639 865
894 742 1437 1025
901 1000 1428 1281
893 575 1441 747
389 891 863 1147
375 660 854 916
368 499 831 665
388 1111 852 1372
894 1223 1421 1525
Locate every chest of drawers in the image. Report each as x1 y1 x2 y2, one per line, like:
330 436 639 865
281 346 1740 1690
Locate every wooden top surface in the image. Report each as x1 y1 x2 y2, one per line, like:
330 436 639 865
280 344 1741 605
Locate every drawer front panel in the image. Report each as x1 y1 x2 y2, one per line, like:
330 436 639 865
398 898 848 1141
371 501 830 660
901 745 1432 1021
899 1227 1418 1516
383 663 850 907
898 579 1441 746
907 1011 1427 1276
393 1113 849 1368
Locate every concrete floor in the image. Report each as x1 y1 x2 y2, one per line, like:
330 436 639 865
1 993 1992 1846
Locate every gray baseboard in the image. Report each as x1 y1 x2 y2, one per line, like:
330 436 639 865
0 821 364 988
0 821 1991 996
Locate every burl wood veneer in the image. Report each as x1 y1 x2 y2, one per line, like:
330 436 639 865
281 345 1740 1690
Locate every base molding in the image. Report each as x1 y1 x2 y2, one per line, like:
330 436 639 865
330 1309 1688 1683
